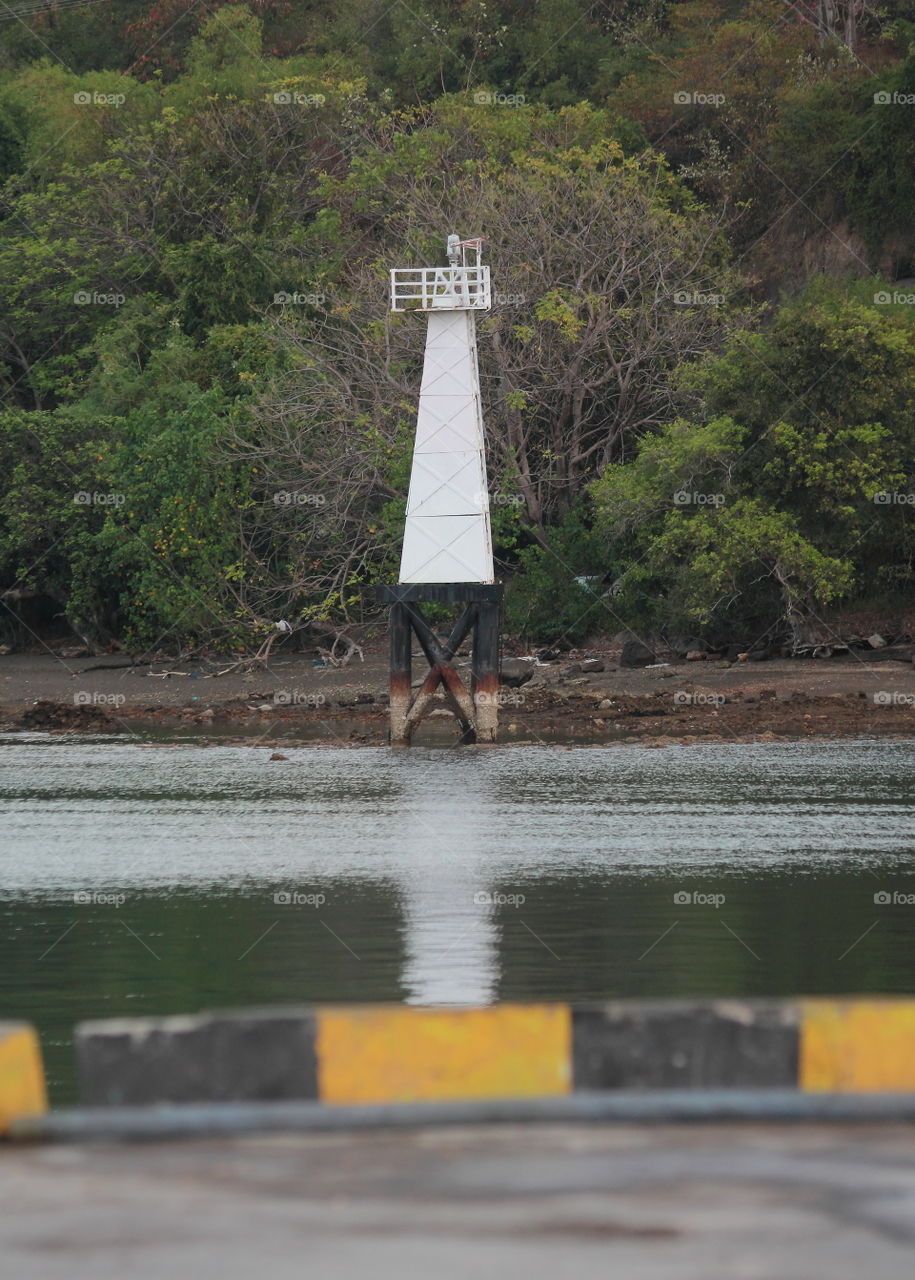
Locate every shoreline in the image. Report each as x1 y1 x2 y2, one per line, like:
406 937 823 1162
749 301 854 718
2 650 914 747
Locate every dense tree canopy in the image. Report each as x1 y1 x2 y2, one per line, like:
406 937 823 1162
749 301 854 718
1 2 913 651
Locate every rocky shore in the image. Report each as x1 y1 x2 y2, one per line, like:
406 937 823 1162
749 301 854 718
2 645 914 747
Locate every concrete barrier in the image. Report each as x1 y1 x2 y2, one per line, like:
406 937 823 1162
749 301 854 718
0 1023 47 1134
75 1007 318 1107
572 1000 798 1090
800 999 915 1091
73 998 915 1108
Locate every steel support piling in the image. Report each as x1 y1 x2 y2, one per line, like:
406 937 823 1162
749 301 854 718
377 584 503 746
388 603 412 748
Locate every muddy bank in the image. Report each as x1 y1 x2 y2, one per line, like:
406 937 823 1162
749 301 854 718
2 649 914 746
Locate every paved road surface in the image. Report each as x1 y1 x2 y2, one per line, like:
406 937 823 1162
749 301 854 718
2 1122 915 1277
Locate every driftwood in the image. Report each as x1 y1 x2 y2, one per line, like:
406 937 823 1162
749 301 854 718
316 630 365 667
79 661 146 673
211 621 366 678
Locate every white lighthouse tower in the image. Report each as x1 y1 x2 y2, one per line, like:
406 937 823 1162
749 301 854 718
390 235 494 585
379 235 503 746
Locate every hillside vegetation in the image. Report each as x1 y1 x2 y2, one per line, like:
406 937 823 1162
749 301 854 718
1 1 913 653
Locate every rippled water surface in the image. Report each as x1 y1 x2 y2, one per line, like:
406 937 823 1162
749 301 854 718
2 734 914 1101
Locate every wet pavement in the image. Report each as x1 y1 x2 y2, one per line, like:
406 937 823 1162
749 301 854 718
2 1121 914 1277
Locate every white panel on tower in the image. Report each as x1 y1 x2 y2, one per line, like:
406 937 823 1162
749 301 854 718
399 516 493 585
405 452 487 518
420 335 476 397
414 396 481 454
394 247 494 585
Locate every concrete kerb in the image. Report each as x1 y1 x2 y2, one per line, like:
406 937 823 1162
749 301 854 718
8 999 915 1142
14 1091 915 1145
76 998 915 1108
0 1022 47 1136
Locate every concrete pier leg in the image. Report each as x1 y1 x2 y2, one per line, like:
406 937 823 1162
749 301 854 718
389 603 412 747
472 599 501 743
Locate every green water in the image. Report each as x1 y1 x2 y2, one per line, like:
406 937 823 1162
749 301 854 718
2 735 914 1101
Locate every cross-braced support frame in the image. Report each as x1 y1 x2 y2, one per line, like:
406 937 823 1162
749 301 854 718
377 584 503 746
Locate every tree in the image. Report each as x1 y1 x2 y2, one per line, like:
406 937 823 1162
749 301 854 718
227 96 746 625
783 1 879 56
592 284 915 641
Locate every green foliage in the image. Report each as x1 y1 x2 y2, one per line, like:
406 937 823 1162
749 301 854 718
593 286 915 638
96 388 249 649
1 4 915 650
0 407 119 640
0 98 24 180
504 512 604 645
773 53 915 253
0 386 250 649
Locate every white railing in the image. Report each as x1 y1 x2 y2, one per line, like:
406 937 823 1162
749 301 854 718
390 265 491 312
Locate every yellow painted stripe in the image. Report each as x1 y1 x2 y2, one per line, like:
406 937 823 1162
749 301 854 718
316 1004 571 1105
801 1000 915 1092
0 1024 47 1134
